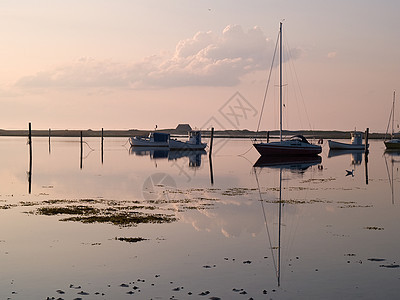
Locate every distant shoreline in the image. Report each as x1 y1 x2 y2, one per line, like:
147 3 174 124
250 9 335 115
0 128 392 139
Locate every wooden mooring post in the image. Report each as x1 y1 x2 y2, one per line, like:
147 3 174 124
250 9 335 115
208 127 215 185
209 127 214 158
80 131 83 169
28 122 32 147
364 128 369 185
101 128 104 164
209 155 214 185
28 122 32 194
48 128 51 154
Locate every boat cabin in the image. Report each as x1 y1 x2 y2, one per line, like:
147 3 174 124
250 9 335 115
150 132 170 143
188 131 202 145
351 132 363 145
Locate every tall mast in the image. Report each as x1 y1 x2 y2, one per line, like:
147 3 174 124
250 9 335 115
279 22 283 142
392 91 396 138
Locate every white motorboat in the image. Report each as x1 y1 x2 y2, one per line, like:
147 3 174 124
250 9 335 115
328 131 368 150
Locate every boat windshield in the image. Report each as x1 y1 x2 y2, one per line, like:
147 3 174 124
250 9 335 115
289 135 310 144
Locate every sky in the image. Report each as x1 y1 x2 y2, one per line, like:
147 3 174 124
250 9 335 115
0 0 399 132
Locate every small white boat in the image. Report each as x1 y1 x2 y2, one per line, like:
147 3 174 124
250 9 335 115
169 130 207 150
129 132 170 147
328 131 368 150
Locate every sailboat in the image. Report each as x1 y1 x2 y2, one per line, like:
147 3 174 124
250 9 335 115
384 91 400 150
253 22 322 156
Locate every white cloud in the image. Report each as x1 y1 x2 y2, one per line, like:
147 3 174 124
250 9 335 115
14 25 302 90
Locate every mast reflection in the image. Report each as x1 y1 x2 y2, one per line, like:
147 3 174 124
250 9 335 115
254 155 322 286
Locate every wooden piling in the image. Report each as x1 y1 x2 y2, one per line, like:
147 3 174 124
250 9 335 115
28 122 32 161
28 122 32 146
48 128 51 154
80 131 83 169
101 128 104 164
364 128 369 185
364 128 369 154
209 127 214 158
28 122 32 194
209 155 214 185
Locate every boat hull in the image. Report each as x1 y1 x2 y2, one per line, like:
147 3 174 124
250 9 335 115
253 142 322 156
169 139 207 150
328 140 367 150
384 139 400 149
129 137 169 147
254 155 321 169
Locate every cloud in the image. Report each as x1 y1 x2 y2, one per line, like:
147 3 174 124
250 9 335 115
0 88 21 97
15 58 139 89
327 51 337 58
15 25 302 90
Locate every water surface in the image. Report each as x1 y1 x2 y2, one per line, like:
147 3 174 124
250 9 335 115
0 137 399 299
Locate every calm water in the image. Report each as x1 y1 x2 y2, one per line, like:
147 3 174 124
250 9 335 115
0 136 399 299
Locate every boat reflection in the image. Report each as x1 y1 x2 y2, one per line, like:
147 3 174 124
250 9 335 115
253 155 322 172
328 149 370 183
328 149 363 165
129 147 206 168
384 149 400 157
253 155 321 286
384 150 400 204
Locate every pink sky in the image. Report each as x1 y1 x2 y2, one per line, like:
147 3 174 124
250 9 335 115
1 1 399 132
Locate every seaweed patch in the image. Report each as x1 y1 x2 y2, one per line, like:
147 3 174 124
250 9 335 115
116 237 148 243
364 226 384 230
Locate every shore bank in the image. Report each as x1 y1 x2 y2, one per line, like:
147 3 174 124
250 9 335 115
0 128 392 139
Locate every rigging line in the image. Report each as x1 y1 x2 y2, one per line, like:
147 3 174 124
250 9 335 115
236 152 254 167
385 104 394 140
83 141 94 151
284 170 310 272
256 31 280 133
283 32 314 134
383 154 393 203
281 35 300 129
238 145 254 157
83 148 94 159
123 138 130 146
254 167 279 279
